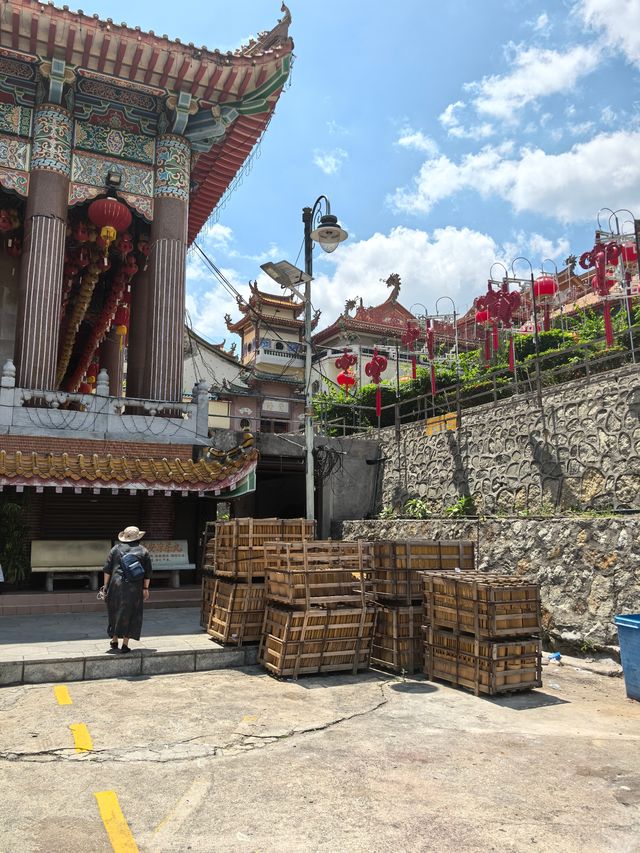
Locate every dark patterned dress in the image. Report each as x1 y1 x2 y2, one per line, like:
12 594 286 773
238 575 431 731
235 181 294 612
103 543 153 640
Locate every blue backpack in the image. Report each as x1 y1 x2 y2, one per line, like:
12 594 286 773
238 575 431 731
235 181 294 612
120 550 145 582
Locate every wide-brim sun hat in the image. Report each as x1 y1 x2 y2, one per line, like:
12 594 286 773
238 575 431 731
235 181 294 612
118 526 146 543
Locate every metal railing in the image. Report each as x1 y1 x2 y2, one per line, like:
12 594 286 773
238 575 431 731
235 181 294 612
314 326 640 437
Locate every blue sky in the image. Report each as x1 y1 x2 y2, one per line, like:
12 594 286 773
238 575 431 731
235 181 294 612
86 0 640 343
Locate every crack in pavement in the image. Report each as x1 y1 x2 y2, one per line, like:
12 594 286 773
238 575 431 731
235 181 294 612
0 682 390 765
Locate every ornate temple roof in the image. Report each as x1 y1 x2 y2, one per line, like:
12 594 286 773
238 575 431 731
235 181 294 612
1 0 294 242
313 273 417 345
225 281 309 333
0 445 258 493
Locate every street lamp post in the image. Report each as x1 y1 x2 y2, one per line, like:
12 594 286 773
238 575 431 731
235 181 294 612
301 197 348 521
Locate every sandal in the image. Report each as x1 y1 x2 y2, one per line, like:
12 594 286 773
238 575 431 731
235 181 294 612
109 640 119 650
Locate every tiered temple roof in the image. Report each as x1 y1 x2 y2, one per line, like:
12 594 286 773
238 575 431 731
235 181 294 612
1 0 294 242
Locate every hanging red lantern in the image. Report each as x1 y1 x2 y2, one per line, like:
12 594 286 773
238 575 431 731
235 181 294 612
475 309 489 324
533 276 558 299
79 382 92 394
364 348 388 418
337 370 356 394
401 321 421 379
6 237 21 258
73 221 89 243
0 210 13 232
88 197 132 258
123 254 139 279
622 244 638 264
116 232 134 257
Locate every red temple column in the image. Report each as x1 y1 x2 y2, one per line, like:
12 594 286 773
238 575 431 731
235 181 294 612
141 134 190 402
123 266 149 398
100 327 124 397
14 104 72 390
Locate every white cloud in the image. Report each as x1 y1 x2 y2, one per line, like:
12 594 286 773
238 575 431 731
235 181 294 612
313 148 348 175
439 101 494 140
389 129 640 223
467 43 602 119
309 225 509 320
200 222 234 249
532 12 551 35
577 0 640 66
569 120 595 136
395 128 439 156
326 120 351 135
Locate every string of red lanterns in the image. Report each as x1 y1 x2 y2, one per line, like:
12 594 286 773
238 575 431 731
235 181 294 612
335 348 357 395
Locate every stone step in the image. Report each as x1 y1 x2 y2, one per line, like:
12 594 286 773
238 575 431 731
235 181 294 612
1 644 258 686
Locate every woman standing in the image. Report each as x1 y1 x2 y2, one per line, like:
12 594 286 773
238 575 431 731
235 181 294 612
102 526 153 653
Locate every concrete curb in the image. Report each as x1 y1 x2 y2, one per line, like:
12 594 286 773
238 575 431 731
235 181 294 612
0 644 258 686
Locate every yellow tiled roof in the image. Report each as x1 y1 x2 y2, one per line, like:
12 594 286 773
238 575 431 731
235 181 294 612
0 447 258 490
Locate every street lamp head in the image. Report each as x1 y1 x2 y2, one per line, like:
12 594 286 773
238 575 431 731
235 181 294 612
310 213 348 254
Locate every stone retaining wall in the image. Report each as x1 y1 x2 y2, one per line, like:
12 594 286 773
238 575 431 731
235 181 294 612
340 517 640 650
376 365 640 515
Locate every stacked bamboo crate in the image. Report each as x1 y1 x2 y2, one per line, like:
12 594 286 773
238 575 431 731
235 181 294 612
204 518 315 646
423 572 543 696
258 540 376 678
370 540 475 674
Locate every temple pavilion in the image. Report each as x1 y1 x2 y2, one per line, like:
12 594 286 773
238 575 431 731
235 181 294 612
0 1 293 592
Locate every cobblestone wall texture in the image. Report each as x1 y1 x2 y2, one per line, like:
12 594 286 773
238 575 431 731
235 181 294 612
340 518 640 649
377 366 640 515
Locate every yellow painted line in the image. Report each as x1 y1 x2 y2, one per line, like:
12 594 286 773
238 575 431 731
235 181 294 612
54 685 72 705
95 791 139 853
69 723 93 753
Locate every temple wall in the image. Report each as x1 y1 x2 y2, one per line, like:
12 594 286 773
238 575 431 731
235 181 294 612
376 365 640 515
339 517 640 650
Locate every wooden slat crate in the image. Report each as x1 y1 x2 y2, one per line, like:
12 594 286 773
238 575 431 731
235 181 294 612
424 629 542 695
200 573 216 629
214 518 316 550
213 547 268 582
371 604 423 674
206 579 266 646
372 540 475 604
259 604 376 678
264 540 373 608
423 572 541 638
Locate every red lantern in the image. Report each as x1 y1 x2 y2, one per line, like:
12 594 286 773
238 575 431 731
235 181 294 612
0 210 13 232
622 244 638 264
533 276 558 298
116 232 134 257
402 321 421 379
6 238 21 258
337 370 356 394
79 382 92 394
114 306 129 327
475 309 489 324
88 197 132 257
73 221 89 243
364 348 388 418
123 254 139 279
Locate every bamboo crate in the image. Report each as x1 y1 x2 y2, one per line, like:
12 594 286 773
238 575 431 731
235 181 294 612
372 540 475 603
371 604 423 674
264 540 373 608
259 604 376 677
424 629 542 695
200 573 216 629
423 573 541 638
204 518 316 579
214 518 316 550
206 579 266 646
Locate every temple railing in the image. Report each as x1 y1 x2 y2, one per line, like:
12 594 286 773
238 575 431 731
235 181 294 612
0 363 211 444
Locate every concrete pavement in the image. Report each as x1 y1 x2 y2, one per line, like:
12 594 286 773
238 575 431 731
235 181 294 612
0 658 638 852
0 607 256 686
